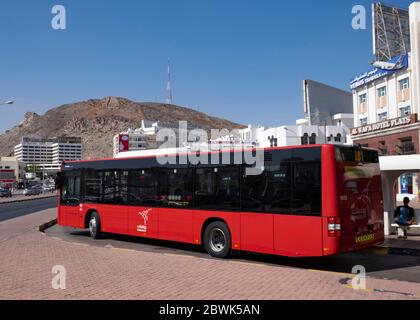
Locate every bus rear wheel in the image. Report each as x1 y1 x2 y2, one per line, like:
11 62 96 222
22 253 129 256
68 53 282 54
89 212 102 240
204 222 231 258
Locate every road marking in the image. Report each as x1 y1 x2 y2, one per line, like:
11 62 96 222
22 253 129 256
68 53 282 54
343 284 374 293
309 269 353 277
163 253 196 259
367 247 389 256
50 236 64 241
111 247 137 253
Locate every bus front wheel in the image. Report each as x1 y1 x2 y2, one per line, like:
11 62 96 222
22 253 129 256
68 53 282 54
89 212 102 240
204 222 231 259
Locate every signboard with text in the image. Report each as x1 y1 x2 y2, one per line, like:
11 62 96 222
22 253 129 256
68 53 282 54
351 114 418 136
119 134 130 153
350 54 408 90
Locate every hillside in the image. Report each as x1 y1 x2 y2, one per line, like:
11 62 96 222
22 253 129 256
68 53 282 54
0 97 244 159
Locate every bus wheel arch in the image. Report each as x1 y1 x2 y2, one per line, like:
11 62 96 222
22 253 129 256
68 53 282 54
202 219 232 259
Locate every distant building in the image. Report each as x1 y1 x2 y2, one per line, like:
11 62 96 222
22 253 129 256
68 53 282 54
113 120 159 157
14 137 82 173
0 157 25 188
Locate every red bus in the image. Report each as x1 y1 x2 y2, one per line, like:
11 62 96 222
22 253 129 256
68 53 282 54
56 144 384 258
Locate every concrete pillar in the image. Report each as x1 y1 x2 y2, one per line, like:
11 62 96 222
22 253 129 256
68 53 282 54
381 172 400 236
409 2 420 115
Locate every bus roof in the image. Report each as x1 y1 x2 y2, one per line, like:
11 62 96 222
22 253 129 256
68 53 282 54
64 144 337 165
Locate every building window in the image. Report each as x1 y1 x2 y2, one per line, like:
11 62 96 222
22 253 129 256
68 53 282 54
360 118 368 126
301 133 309 145
359 94 367 104
268 135 278 148
397 137 415 155
309 133 317 145
399 78 410 90
377 86 387 98
399 106 411 117
378 112 388 121
378 141 388 156
334 134 342 142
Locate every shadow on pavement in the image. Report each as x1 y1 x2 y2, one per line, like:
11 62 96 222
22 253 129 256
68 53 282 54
46 225 420 283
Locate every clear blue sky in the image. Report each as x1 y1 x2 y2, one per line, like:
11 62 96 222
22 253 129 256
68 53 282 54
0 0 414 132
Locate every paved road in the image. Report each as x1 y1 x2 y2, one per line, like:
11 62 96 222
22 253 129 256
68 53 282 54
0 198 57 222
46 224 420 284
2 208 420 300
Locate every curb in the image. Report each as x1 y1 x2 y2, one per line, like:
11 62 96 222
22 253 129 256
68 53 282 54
37 218 58 233
375 245 420 257
0 195 57 205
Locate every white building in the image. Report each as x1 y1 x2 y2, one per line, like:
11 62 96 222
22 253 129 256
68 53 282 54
212 113 353 149
14 137 82 173
0 156 25 188
113 120 159 157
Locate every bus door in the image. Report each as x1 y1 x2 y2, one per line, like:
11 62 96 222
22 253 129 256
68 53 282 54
98 171 129 234
126 169 160 239
60 172 82 228
157 168 194 244
273 148 323 257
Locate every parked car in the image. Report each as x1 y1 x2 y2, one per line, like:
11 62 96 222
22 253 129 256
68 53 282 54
43 185 55 193
23 187 42 196
0 188 12 198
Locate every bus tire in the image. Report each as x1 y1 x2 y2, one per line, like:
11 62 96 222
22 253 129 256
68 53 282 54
204 221 232 259
89 212 102 240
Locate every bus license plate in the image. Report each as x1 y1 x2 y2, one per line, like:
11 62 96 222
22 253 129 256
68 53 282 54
355 234 375 244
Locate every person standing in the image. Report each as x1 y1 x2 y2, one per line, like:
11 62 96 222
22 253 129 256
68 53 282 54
394 197 416 240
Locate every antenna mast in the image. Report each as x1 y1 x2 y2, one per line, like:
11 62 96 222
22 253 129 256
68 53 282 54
166 60 173 104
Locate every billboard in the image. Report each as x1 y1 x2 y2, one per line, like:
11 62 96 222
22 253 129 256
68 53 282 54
372 3 410 62
303 80 353 126
350 54 408 90
118 134 130 153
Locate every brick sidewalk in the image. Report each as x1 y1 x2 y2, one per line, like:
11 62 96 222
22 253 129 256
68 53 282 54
1 209 420 300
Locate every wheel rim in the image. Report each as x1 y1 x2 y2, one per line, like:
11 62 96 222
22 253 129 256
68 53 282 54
89 217 97 236
209 228 226 253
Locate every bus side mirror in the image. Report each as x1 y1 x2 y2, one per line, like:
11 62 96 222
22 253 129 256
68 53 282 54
55 173 63 190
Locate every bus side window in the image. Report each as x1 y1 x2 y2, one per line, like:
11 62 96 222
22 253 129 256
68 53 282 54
159 168 193 208
194 166 240 211
127 169 158 206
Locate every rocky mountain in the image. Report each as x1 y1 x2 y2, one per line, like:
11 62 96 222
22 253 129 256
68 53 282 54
0 97 244 159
